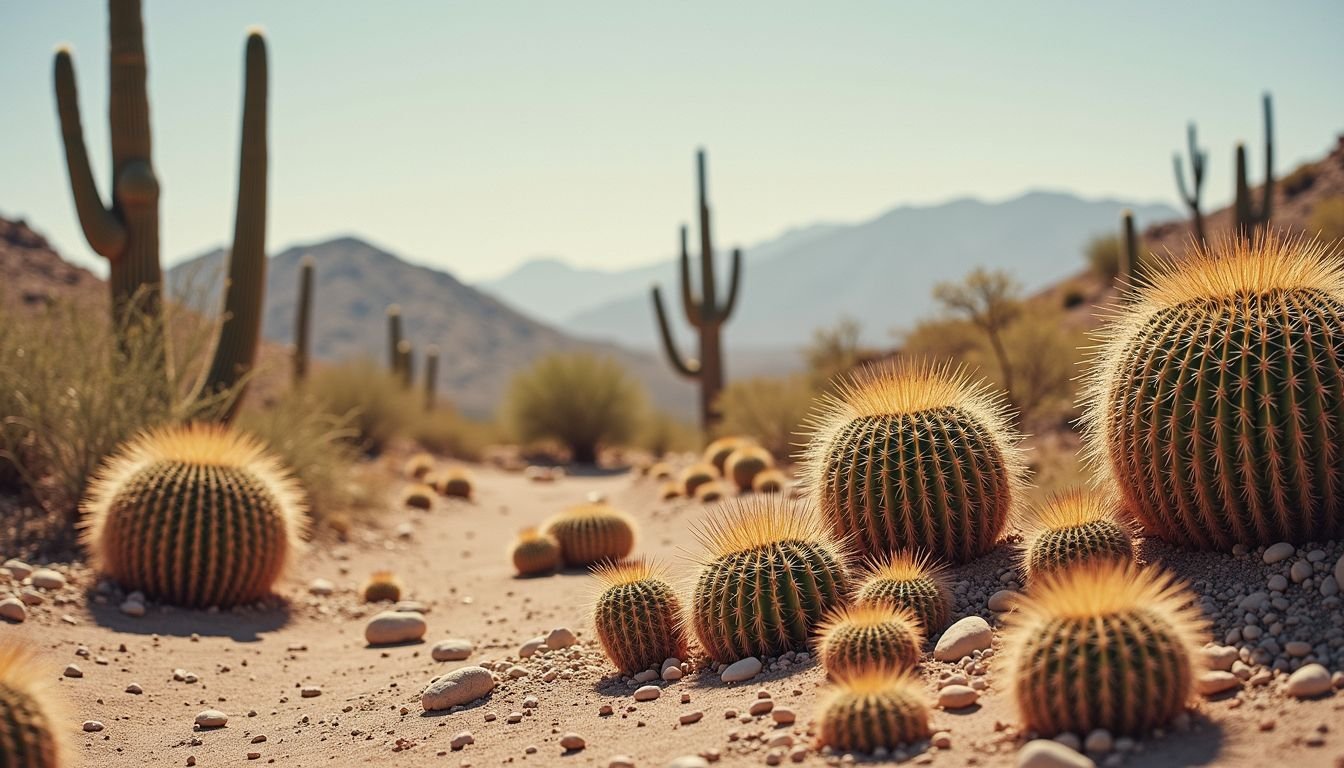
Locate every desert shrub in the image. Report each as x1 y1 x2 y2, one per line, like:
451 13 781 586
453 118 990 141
1061 288 1086 309
804 316 873 393
639 409 700 458
1282 163 1318 197
716 374 817 460
410 408 496 461
1310 196 1344 244
504 353 645 464
1085 234 1125 281
306 360 416 455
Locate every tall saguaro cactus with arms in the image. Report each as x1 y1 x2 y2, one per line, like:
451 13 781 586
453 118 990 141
53 0 270 421
651 149 742 432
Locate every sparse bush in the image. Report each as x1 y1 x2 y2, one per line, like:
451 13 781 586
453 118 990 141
306 361 416 455
805 316 872 393
1061 288 1086 309
410 408 496 462
716 375 816 460
1085 234 1126 281
504 353 645 464
1282 162 1318 197
1310 196 1344 244
638 409 700 458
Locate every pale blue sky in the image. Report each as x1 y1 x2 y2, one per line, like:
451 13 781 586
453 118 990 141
2 1 1341 281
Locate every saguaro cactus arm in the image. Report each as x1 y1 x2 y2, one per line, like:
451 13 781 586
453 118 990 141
651 285 701 378
677 225 701 326
1172 122 1206 241
716 247 742 322
53 49 126 258
1234 93 1275 235
1260 92 1274 224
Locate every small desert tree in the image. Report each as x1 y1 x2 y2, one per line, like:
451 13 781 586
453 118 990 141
933 268 1023 402
717 374 816 460
505 353 645 464
804 316 871 393
1310 197 1344 244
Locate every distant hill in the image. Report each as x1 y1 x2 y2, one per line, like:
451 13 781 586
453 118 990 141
169 237 694 419
481 191 1180 350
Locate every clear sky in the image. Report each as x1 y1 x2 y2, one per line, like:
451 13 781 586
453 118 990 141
2 1 1341 282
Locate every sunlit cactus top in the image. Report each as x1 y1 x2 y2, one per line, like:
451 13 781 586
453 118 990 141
0 644 66 768
1016 487 1135 580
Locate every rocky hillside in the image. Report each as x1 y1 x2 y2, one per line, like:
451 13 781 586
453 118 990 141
0 215 102 312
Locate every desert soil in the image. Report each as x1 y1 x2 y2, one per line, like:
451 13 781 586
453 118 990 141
3 464 1344 768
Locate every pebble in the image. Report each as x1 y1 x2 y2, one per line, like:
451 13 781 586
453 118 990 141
938 685 979 709
82 720 104 732
1334 554 1344 592
364 611 427 646
29 569 65 590
519 637 547 658
2 559 33 579
1286 664 1332 698
432 638 474 661
988 589 1019 612
125 683 143 694
300 686 321 698
609 757 635 768
63 664 82 678
421 666 496 712
720 657 762 683
308 578 334 596
1200 645 1237 672
1084 729 1113 754
934 616 993 661
634 685 661 702
1018 739 1096 768
119 599 146 617
1267 574 1288 592
1263 542 1295 564
1284 640 1312 657
748 699 774 716
546 627 578 649
451 731 474 750
18 589 41 606
665 759 710 768
0 597 26 622
1195 671 1240 696
1290 560 1313 583
559 733 586 751
662 666 683 681
195 710 228 728
679 710 704 725
771 708 796 725
633 669 659 683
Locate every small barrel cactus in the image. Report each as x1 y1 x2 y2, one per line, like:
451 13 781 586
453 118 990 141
402 483 435 510
815 666 930 754
690 497 850 663
679 462 720 497
853 550 952 635
511 528 562 577
694 481 732 504
804 359 1025 563
591 559 689 674
1001 562 1207 736
649 462 675 481
0 645 65 768
704 436 747 474
658 482 682 501
725 444 774 492
403 452 434 480
1084 235 1344 548
815 604 924 676
429 467 473 499
80 424 307 608
362 571 403 603
543 502 636 566
751 468 788 494
1019 488 1134 581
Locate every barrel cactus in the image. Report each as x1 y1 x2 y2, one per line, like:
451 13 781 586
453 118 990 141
694 481 732 504
690 497 850 663
704 436 747 474
658 482 682 501
815 604 924 676
815 666 930 754
853 550 952 635
1001 562 1207 736
1084 235 1344 548
751 468 788 495
402 483 435 510
403 452 434 480
80 424 307 608
362 570 403 603
649 462 675 481
543 502 636 566
0 646 64 768
591 560 689 674
679 462 719 497
511 528 561 577
804 359 1025 562
429 467 473 499
725 444 774 492
1019 488 1135 581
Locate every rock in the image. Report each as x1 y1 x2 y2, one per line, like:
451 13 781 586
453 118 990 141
432 638 474 661
1266 574 1288 592
29 569 64 590
938 685 979 709
506 665 528 679
720 657 763 683
308 578 334 596
1083 729 1113 754
2 559 33 580
934 616 993 661
748 699 774 716
17 589 41 606
300 686 321 698
1334 553 1344 594
519 637 547 658
1017 739 1096 768
546 627 578 649
421 666 495 712
988 589 1019 612
119 599 146 617
609 756 635 768
662 665 683 681
1286 664 1332 698
125 683 143 694
771 707 796 725
679 710 704 725
560 732 586 751
364 611 427 646
1200 645 1237 672
82 720 104 732
932 731 952 748
1290 560 1313 584
633 669 659 683
0 597 26 623
665 759 710 768
1195 671 1240 696
1284 640 1312 657
634 685 661 702
63 664 82 678
1263 542 1295 564
451 731 474 750
195 710 228 728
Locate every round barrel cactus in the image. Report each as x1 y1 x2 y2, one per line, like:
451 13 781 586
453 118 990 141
815 666 930 754
690 497 850 663
591 560 688 675
815 604 924 676
1018 488 1134 581
543 502 636 566
751 468 788 494
679 462 719 498
725 444 774 492
853 549 952 635
0 646 64 768
703 436 747 474
81 424 308 608
1001 562 1207 736
804 359 1025 563
1084 236 1344 548
362 570 403 603
511 528 561 577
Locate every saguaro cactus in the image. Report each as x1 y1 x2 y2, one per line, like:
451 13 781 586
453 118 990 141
1119 209 1137 285
651 149 742 431
424 345 439 410
396 340 414 389
1234 93 1275 236
1172 122 1207 242
387 305 403 373
293 255 314 382
54 0 270 421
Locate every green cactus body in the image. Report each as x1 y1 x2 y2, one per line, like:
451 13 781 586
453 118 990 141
1084 236 1344 548
805 360 1024 563
362 571 403 603
0 647 64 768
680 462 719 497
815 668 930 754
853 550 952 636
591 560 689 674
387 305 403 373
1019 488 1134 581
1002 563 1207 737
751 469 787 494
403 484 434 510
815 605 923 676
543 503 636 567
512 529 561 577
690 498 850 663
725 445 773 492
293 255 314 382
80 424 307 609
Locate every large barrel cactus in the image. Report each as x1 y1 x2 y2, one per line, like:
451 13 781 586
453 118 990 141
0 646 64 768
592 560 688 675
690 497 850 663
1001 562 1207 737
804 360 1025 562
1084 235 1344 548
80 424 308 608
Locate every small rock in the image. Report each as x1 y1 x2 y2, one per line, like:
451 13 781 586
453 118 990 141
560 732 586 751
519 637 547 658
662 666 683 681
63 664 82 678
18 589 42 606
1017 739 1096 768
938 685 979 709
125 683 143 694
679 710 704 725
748 699 774 716
634 685 661 702
1289 560 1313 584
0 597 26 623
432 638 474 661
1286 664 1332 698
1195 671 1240 696
308 578 334 596
1083 729 1113 754
422 666 495 712
546 627 578 649
2 559 33 580
1334 553 1344 593
300 686 321 698
1263 542 1295 564
771 708 796 725
195 710 228 728
934 616 993 661
1284 640 1312 658
506 665 528 679
665 758 710 768
364 611 427 646
633 669 659 683
82 720 104 732
29 569 65 590
932 731 952 749
451 731 474 750
721 657 763 683
119 600 146 617
1267 574 1288 592
608 757 635 768
988 589 1019 612
1200 645 1238 672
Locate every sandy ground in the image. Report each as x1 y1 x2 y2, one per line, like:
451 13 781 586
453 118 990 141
3 465 1344 768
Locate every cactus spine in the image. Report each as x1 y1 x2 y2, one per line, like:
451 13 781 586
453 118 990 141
591 560 689 675
0 646 65 768
1172 122 1207 243
1018 488 1134 581
80 423 308 608
1234 93 1274 236
853 550 952 636
511 528 561 577
815 667 930 754
725 444 773 492
424 345 439 411
54 0 271 421
815 605 924 676
651 149 743 432
1083 235 1344 548
1001 563 1207 737
543 502 636 567
293 254 314 383
690 497 850 663
804 359 1025 563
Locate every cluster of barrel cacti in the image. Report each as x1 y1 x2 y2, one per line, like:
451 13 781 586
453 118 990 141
0 646 64 768
655 435 784 502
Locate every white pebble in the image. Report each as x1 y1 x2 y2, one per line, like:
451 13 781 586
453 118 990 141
1289 560 1312 583
934 616 993 661
1286 663 1332 698
634 685 661 702
1262 542 1294 564
450 731 474 750
308 578 334 596
29 568 65 590
364 611 427 646
0 597 26 623
546 627 577 649
432 638 474 661
661 666 683 681
195 710 228 728
988 589 1019 612
938 684 979 709
2 559 33 580
519 636 547 658
720 657 763 683
1195 671 1240 696
119 599 146 617
1017 739 1096 768
421 666 495 712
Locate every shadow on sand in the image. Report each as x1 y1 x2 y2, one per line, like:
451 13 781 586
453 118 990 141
87 595 292 642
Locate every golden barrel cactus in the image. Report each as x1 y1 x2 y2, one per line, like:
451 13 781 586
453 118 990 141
751 468 788 494
815 666 930 754
0 646 65 768
815 604 924 676
724 444 773 492
362 571 403 603
81 424 307 608
543 502 636 567
679 462 719 497
591 560 689 675
703 436 747 474
804 360 1025 563
1018 488 1135 581
511 528 562 577
853 550 952 635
